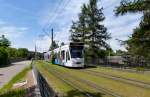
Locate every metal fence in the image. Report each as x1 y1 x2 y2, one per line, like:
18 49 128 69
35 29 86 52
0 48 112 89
85 56 150 68
32 65 57 97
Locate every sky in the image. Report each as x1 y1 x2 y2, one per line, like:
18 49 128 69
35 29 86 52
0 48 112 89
0 0 142 52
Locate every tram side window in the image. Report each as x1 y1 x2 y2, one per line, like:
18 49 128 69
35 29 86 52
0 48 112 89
61 51 65 60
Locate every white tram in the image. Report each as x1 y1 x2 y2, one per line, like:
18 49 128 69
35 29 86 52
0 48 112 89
44 42 85 67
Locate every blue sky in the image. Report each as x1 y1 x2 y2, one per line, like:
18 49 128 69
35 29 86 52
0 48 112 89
0 0 142 52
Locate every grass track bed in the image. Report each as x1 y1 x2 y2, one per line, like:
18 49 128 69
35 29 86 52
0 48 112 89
81 69 150 89
35 61 150 97
88 67 150 84
42 63 117 97
35 61 87 97
38 61 112 97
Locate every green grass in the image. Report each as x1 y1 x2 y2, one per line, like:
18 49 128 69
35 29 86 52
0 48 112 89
0 89 26 97
37 61 150 97
88 66 150 84
0 65 31 93
34 61 88 97
35 61 114 97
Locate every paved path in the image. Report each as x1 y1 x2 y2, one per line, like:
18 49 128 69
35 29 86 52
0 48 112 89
0 61 31 88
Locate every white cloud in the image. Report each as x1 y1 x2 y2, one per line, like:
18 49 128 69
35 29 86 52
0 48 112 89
0 25 28 39
35 36 51 52
38 0 142 52
0 19 29 49
40 0 88 26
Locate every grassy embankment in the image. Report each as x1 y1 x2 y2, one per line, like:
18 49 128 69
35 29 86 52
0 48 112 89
0 65 31 97
35 61 150 97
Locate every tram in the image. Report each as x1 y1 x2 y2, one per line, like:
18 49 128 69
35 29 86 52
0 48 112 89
44 42 84 67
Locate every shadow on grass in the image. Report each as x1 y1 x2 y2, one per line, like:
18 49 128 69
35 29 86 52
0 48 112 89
84 65 97 69
62 65 97 70
65 90 104 97
0 89 26 97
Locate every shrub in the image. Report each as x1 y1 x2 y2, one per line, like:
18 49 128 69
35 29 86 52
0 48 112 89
6 48 17 59
0 47 8 66
16 48 28 58
136 67 145 72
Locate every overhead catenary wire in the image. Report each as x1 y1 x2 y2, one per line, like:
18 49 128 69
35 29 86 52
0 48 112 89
42 0 71 36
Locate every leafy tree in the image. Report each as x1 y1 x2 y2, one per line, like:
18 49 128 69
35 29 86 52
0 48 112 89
0 35 10 47
115 0 150 64
0 47 8 66
70 0 110 60
115 50 126 56
49 40 59 50
49 40 59 63
70 4 88 42
6 48 18 58
61 42 65 46
17 48 28 58
105 48 115 56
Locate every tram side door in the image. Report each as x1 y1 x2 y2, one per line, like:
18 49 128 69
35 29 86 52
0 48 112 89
65 50 71 66
61 50 65 65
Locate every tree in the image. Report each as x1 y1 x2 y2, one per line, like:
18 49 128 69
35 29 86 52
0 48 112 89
70 0 110 60
115 0 150 64
0 35 10 47
49 40 59 50
0 47 8 66
17 48 28 58
70 4 88 42
61 42 65 46
86 0 110 58
105 48 115 56
115 50 126 56
6 47 18 58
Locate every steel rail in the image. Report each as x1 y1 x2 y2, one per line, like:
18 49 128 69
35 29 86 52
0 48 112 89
42 65 94 97
82 69 150 89
43 64 122 97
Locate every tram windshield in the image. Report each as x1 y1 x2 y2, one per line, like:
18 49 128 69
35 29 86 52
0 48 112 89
70 46 83 58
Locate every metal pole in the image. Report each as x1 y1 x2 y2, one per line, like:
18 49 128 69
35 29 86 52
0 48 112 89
51 28 54 50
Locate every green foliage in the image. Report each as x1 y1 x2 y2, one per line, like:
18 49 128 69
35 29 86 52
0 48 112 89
16 48 28 58
115 0 150 63
0 47 8 66
0 35 10 48
70 0 110 59
115 0 150 15
0 35 29 66
6 48 17 58
104 48 115 56
49 41 59 50
0 89 26 97
61 42 65 46
136 67 145 72
115 50 126 56
51 50 56 64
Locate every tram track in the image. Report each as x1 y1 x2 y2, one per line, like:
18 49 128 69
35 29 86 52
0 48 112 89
42 64 122 97
81 69 150 89
49 69 93 97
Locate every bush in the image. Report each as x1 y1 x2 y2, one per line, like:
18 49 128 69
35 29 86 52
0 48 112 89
16 48 28 58
0 89 26 97
0 47 8 66
6 48 17 59
136 67 145 72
